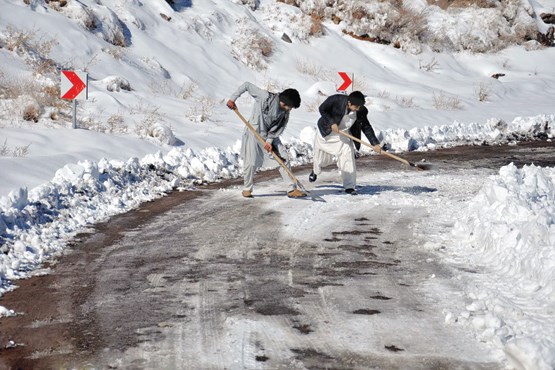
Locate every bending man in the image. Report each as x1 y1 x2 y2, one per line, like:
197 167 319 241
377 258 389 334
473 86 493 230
309 91 381 195
227 82 305 198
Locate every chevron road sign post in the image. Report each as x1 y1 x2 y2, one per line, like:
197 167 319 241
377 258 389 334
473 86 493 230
60 70 88 129
337 71 353 93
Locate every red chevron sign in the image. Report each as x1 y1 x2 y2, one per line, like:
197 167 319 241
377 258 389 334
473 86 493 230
337 72 352 92
61 70 88 100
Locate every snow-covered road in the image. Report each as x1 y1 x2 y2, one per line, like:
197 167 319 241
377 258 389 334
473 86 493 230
1 141 554 369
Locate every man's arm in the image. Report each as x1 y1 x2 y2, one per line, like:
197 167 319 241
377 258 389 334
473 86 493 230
357 106 381 153
317 95 341 137
227 82 267 109
357 107 380 145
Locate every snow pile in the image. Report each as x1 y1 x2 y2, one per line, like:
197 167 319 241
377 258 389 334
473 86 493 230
299 114 555 153
0 139 314 295
451 164 555 370
385 114 555 152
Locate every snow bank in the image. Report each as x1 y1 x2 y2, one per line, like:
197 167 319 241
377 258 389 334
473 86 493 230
452 164 555 370
300 114 555 153
383 114 555 152
0 141 313 295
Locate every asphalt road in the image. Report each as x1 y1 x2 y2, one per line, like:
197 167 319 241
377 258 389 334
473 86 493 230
0 140 553 370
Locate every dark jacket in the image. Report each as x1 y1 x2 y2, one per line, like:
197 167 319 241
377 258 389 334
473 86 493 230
317 94 379 150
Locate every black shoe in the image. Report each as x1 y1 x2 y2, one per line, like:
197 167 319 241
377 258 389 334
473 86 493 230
345 188 357 195
308 171 317 182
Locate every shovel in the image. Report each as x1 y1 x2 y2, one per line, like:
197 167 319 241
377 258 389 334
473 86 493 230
233 108 323 201
337 130 429 171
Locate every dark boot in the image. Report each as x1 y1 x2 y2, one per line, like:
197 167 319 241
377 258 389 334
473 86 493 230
308 171 317 182
345 188 357 195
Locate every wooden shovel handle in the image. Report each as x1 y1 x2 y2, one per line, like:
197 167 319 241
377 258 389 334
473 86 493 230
337 130 416 168
233 109 305 188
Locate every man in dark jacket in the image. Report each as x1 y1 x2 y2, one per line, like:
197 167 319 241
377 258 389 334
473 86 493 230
309 91 381 195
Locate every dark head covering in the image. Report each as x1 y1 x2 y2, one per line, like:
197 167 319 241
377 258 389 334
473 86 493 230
279 88 301 108
348 91 365 106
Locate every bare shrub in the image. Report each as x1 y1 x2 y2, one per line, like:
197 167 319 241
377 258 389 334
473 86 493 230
2 26 60 77
262 77 281 92
475 83 490 102
239 0 258 11
0 72 67 119
105 114 128 134
0 139 31 157
419 57 438 72
3 26 36 52
78 116 101 131
432 92 463 110
377 90 391 99
179 82 198 100
83 53 101 72
395 96 418 108
296 59 323 78
131 104 167 138
231 20 273 71
310 13 323 36
22 104 40 122
102 47 125 60
185 96 217 123
352 76 368 92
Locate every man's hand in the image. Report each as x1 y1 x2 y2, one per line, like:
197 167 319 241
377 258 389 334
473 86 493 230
226 100 237 110
263 142 272 152
372 144 382 154
331 124 339 133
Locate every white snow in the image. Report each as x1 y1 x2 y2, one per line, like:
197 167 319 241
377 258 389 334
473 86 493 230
0 0 554 368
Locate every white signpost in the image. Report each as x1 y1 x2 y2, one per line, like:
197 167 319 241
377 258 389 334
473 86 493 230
60 70 88 129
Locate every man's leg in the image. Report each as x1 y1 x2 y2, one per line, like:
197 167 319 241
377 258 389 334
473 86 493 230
313 134 335 176
241 130 264 193
336 141 356 190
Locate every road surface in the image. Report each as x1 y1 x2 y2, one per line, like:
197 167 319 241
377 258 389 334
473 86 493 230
1 140 554 369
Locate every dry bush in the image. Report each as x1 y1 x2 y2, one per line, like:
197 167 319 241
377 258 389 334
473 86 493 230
395 96 418 108
2 26 60 77
102 47 125 60
179 82 198 100
231 20 274 71
310 13 323 36
45 0 69 11
262 77 281 92
106 113 128 134
22 104 40 122
377 90 391 99
429 0 496 10
185 96 217 123
475 83 490 102
0 75 63 116
432 92 463 110
352 76 368 92
131 104 167 137
0 139 31 157
3 26 36 52
419 57 438 72
296 59 324 78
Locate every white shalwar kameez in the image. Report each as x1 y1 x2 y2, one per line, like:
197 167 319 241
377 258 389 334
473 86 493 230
313 109 357 189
